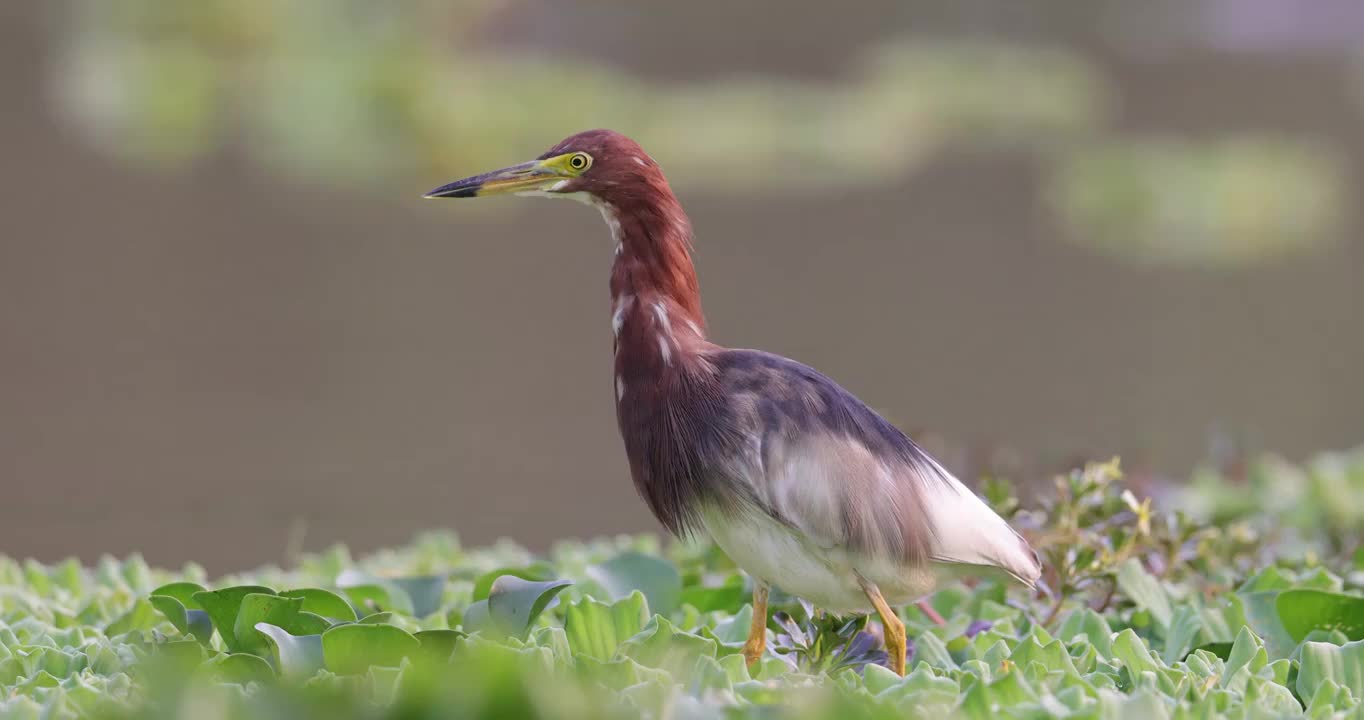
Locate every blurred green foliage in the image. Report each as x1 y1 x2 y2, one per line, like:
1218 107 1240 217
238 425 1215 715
2 449 1362 718
49 0 1351 266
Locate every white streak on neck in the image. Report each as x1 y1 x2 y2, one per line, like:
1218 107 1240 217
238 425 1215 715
612 294 633 337
657 336 672 365
615 375 625 401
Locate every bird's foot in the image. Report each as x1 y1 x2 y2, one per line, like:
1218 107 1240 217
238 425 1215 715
742 639 764 668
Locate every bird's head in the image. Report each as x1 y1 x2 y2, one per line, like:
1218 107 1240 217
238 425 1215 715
424 129 664 207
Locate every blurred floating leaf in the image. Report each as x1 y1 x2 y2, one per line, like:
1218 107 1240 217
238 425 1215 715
192 586 275 652
280 588 357 622
321 623 420 675
254 623 324 680
358 612 395 625
233 593 313 656
1240 591 1300 660
617 615 717 676
335 570 445 616
587 551 681 617
391 575 447 618
1276 590 1364 643
462 576 571 639
487 576 571 638
413 629 464 663
679 577 747 614
472 564 555 602
1116 559 1172 631
149 582 207 609
1048 136 1345 268
148 595 213 642
51 5 1111 196
564 592 650 661
104 598 160 637
1297 639 1364 700
206 652 275 684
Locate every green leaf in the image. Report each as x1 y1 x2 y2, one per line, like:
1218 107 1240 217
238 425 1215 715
233 593 305 656
321 623 420 674
487 576 572 638
254 623 324 680
104 599 160 637
586 552 682 617
279 588 357 622
462 576 572 639
388 575 447 618
149 595 213 642
1239 591 1299 659
1116 559 1172 630
563 591 649 661
1297 639 1364 699
148 582 207 609
471 564 555 601
1221 626 1267 691
206 652 274 684
1276 589 1364 642
679 579 747 614
413 629 464 662
1161 605 1203 664
336 571 414 616
1058 609 1115 658
191 586 275 651
617 615 717 675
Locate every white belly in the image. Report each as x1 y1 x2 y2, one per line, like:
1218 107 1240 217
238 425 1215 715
700 504 938 614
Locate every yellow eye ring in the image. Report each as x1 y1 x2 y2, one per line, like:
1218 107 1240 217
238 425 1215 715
568 153 591 171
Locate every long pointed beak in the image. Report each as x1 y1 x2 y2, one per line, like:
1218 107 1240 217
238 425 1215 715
423 160 561 199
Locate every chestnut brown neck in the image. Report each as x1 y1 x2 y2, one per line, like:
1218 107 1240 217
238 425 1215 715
605 182 708 386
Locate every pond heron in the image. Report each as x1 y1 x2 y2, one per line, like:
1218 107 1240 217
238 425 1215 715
425 129 1041 675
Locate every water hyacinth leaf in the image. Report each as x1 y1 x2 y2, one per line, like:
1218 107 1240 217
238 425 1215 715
192 586 276 651
586 551 682 617
254 623 324 680
336 571 414 616
280 589 357 622
617 615 718 676
389 575 447 618
413 629 464 662
206 653 275 684
104 599 160 637
322 623 420 674
563 591 650 661
1275 590 1364 642
679 578 747 613
149 582 206 609
233 593 305 656
1297 639 1364 699
148 596 213 642
1057 608 1114 658
1161 606 1203 664
486 576 572 638
358 612 395 625
1116 559 1172 630
1239 591 1298 659
703 604 753 648
472 564 555 602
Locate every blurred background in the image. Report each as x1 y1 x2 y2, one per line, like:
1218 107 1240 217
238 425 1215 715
3 0 1362 572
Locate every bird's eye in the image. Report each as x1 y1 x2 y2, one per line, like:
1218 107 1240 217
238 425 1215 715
568 153 591 171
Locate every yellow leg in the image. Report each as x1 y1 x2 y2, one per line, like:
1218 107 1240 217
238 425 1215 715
742 582 770 668
860 577 906 676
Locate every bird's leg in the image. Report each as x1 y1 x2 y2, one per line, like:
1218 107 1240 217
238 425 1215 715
916 599 947 626
742 581 770 668
860 577 906 676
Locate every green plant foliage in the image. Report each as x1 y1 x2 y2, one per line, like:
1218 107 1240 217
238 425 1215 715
1 451 1362 717
321 624 420 675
